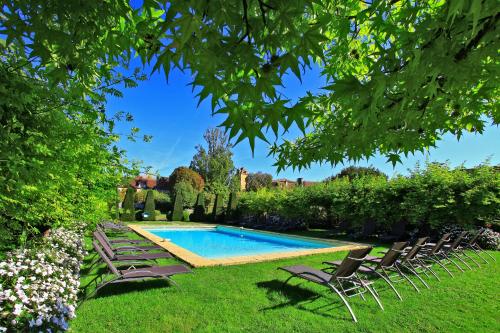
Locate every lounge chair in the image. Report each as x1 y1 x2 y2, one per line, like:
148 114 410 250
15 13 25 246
96 226 156 246
434 231 472 271
416 233 461 278
389 237 431 290
83 241 191 299
324 242 408 300
458 228 496 264
99 221 130 232
94 231 162 252
93 236 173 264
278 247 380 323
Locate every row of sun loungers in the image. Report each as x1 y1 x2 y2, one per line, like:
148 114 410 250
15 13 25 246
82 223 192 299
85 222 494 323
278 228 495 322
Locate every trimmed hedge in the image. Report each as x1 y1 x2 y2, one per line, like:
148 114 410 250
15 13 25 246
191 193 206 222
225 192 239 222
212 194 224 223
171 193 184 221
143 190 156 221
237 163 499 236
121 187 135 221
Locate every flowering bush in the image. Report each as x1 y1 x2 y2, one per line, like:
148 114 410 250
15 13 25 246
439 224 468 240
0 228 86 332
439 225 499 251
477 228 500 251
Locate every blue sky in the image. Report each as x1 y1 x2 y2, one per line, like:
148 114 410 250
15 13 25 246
108 62 499 181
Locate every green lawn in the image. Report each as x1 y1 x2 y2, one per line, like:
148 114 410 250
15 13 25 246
72 225 499 332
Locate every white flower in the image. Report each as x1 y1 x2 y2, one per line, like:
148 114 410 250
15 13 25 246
13 304 23 316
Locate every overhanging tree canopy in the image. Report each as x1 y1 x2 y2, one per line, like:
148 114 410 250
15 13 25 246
2 0 498 171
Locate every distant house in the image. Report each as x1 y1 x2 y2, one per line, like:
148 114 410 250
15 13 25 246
272 177 318 189
130 175 157 190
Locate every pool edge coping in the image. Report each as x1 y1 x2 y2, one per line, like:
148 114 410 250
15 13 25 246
129 224 368 268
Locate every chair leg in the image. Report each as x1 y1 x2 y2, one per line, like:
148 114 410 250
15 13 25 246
405 262 430 289
417 258 441 281
461 250 481 267
444 255 464 272
375 270 403 301
473 244 496 262
451 252 472 270
361 281 384 311
429 256 454 277
326 283 358 323
469 247 489 264
281 275 295 289
395 266 420 293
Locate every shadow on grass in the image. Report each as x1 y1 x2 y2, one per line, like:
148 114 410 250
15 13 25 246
256 279 366 321
80 278 176 301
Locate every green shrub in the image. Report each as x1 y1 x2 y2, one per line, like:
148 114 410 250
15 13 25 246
171 193 184 221
225 192 239 222
172 181 197 207
154 190 171 213
121 187 135 221
168 167 205 192
143 190 156 221
134 190 147 203
237 162 500 235
182 210 191 222
192 192 206 221
212 193 224 223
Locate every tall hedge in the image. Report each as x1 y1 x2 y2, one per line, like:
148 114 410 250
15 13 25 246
143 190 156 221
192 192 206 222
237 163 500 235
212 193 224 223
121 187 135 221
225 192 239 222
171 192 184 221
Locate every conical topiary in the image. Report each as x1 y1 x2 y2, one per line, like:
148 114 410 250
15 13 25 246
171 192 184 221
225 192 239 222
192 192 206 222
212 193 223 223
143 190 156 221
121 187 135 221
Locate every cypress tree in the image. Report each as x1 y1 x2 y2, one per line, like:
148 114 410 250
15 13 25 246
192 192 206 222
143 190 156 221
171 192 184 221
212 193 223 223
121 187 135 221
225 192 239 222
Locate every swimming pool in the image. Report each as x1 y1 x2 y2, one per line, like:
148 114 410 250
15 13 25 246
129 225 363 267
145 226 332 258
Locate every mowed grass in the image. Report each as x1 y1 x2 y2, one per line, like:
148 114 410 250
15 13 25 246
72 227 500 333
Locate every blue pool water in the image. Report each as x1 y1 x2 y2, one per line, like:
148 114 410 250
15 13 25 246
145 226 334 259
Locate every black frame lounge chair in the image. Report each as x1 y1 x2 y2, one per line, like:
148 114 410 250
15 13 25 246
324 242 409 301
93 236 173 263
442 231 483 268
279 248 380 323
435 231 472 271
83 241 191 299
391 237 431 290
94 231 162 252
458 228 496 264
99 221 130 232
416 233 460 278
96 225 154 245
